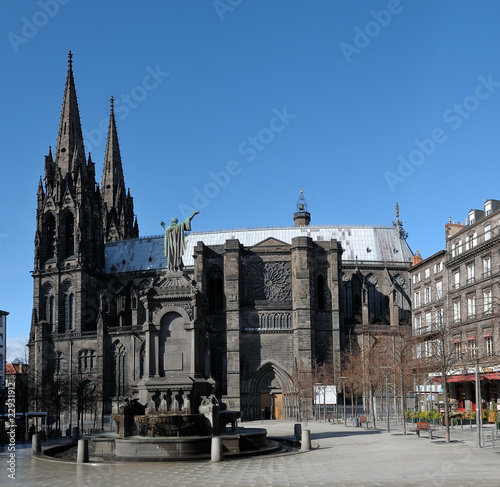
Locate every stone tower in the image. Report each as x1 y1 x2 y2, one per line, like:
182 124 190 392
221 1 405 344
101 97 138 241
31 52 105 386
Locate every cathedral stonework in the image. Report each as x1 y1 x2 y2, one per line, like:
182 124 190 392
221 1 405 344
28 54 414 429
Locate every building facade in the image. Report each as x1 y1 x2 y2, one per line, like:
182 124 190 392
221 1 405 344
410 200 500 412
28 54 413 429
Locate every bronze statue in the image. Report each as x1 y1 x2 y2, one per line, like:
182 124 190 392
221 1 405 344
161 211 199 271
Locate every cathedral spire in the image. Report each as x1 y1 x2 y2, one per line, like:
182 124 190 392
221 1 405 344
54 51 86 177
102 96 125 208
102 97 137 241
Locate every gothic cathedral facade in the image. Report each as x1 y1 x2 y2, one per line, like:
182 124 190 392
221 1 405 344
28 54 413 429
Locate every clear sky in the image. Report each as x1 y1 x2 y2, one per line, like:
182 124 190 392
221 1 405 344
2 0 500 361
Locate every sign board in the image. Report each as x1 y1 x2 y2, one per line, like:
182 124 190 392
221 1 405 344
314 385 337 405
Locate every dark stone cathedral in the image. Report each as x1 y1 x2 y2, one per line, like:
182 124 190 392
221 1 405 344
28 54 413 429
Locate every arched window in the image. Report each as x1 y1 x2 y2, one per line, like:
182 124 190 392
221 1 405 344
113 341 127 397
79 349 96 370
45 213 56 260
54 351 64 372
44 287 56 329
63 283 75 331
101 293 110 314
64 212 75 258
317 274 325 310
366 274 381 322
208 265 224 311
342 275 353 319
394 275 410 322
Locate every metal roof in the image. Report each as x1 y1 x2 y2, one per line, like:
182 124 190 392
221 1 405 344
105 225 413 274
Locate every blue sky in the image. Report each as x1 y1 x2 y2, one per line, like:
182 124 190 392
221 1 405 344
2 0 500 360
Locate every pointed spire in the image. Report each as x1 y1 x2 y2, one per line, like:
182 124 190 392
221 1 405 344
37 176 44 201
54 51 85 177
102 96 125 207
102 96 136 241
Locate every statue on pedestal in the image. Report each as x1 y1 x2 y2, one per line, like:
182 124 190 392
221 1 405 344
161 211 199 272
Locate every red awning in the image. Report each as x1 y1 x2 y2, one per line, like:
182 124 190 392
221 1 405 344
484 373 500 380
432 374 499 383
447 375 475 382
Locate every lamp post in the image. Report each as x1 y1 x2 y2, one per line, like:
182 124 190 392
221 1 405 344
380 367 390 432
340 377 347 426
385 373 390 433
474 360 482 448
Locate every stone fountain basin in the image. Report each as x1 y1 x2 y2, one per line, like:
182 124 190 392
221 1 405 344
86 427 279 461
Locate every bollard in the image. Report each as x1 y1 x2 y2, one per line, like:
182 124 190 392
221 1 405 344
294 423 302 441
32 434 42 454
301 429 311 451
211 436 223 462
77 439 89 463
72 427 79 443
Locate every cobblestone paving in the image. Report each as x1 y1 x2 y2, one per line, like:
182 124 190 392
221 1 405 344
2 420 500 486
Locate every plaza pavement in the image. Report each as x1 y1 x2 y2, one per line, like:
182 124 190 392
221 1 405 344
1 419 499 486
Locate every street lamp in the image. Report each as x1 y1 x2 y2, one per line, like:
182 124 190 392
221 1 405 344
380 367 390 433
339 377 347 427
474 359 482 448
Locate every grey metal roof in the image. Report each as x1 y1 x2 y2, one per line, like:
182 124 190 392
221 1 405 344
105 225 413 274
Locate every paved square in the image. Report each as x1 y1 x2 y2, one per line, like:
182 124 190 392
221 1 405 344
1 420 499 486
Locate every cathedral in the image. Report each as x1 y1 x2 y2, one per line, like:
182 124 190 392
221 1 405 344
28 53 413 429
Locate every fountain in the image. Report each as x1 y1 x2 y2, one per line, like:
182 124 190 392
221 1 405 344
83 268 277 461
85 393 277 462
80 217 280 461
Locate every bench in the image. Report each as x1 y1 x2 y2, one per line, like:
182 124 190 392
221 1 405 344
410 421 435 439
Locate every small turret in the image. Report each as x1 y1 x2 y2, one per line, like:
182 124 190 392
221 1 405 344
293 189 311 227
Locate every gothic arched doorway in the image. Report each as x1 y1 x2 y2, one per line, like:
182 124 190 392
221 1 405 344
251 362 290 420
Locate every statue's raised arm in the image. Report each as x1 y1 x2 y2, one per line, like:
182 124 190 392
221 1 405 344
161 211 199 272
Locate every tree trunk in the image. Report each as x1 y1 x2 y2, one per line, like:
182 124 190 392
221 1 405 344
401 368 407 435
442 377 450 442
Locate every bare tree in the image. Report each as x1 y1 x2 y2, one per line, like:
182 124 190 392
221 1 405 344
341 347 363 418
290 360 314 422
377 332 415 435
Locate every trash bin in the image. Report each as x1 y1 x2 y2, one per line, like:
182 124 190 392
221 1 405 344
352 417 359 427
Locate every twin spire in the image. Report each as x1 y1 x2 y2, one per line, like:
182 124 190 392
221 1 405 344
52 51 138 241
54 50 85 176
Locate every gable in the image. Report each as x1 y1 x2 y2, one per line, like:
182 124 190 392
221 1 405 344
250 237 291 250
